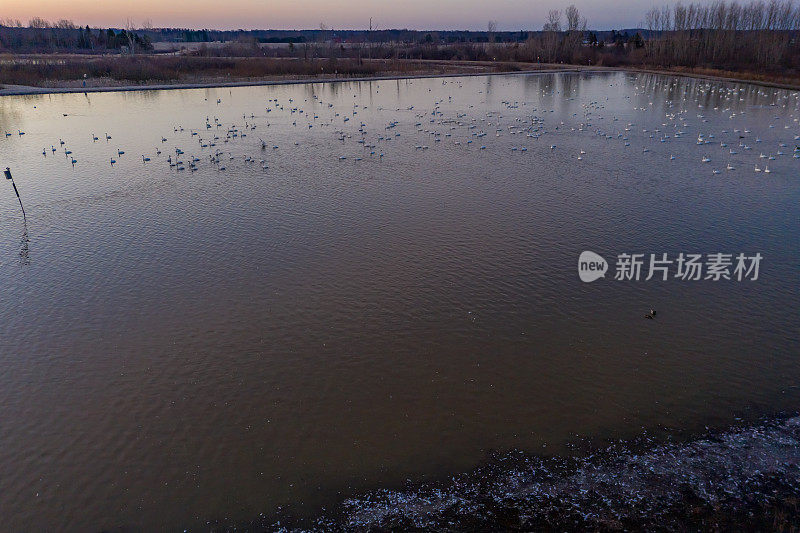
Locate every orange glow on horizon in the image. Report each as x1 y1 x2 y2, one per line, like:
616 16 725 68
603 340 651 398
2 0 702 30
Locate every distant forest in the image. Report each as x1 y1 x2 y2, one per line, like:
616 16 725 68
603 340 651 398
0 22 649 51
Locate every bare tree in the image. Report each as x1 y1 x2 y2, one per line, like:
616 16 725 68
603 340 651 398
566 5 583 32
487 20 498 43
641 0 800 73
125 17 136 54
543 9 562 32
542 9 562 62
28 17 50 29
564 5 587 61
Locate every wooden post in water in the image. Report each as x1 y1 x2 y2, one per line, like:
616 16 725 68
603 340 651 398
4 168 26 221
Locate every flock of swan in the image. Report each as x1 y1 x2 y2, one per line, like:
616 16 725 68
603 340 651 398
3 74 798 184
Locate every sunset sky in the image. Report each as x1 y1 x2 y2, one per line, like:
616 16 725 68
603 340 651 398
4 0 700 31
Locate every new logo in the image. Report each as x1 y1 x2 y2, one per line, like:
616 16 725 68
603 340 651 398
578 251 608 282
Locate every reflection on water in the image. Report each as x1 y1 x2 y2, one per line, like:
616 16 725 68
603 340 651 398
18 223 28 265
0 72 798 530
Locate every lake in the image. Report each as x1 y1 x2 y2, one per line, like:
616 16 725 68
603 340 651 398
0 71 798 530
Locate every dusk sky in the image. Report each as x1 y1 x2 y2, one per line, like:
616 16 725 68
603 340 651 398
5 0 699 31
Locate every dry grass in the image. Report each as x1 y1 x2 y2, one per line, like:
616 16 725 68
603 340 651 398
0 55 376 85
0 54 530 88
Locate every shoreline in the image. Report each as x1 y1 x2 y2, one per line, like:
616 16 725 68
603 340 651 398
0 67 576 96
613 66 800 92
2 64 800 97
243 412 800 531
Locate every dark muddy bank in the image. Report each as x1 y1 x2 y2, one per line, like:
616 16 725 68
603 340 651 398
221 415 800 531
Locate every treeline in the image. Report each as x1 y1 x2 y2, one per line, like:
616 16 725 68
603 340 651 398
482 0 800 73
3 2 799 79
643 0 800 70
0 24 571 49
0 17 655 52
145 28 538 44
0 20 153 53
354 7 646 65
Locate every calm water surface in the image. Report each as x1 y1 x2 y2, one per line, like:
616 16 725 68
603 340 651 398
0 72 798 530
